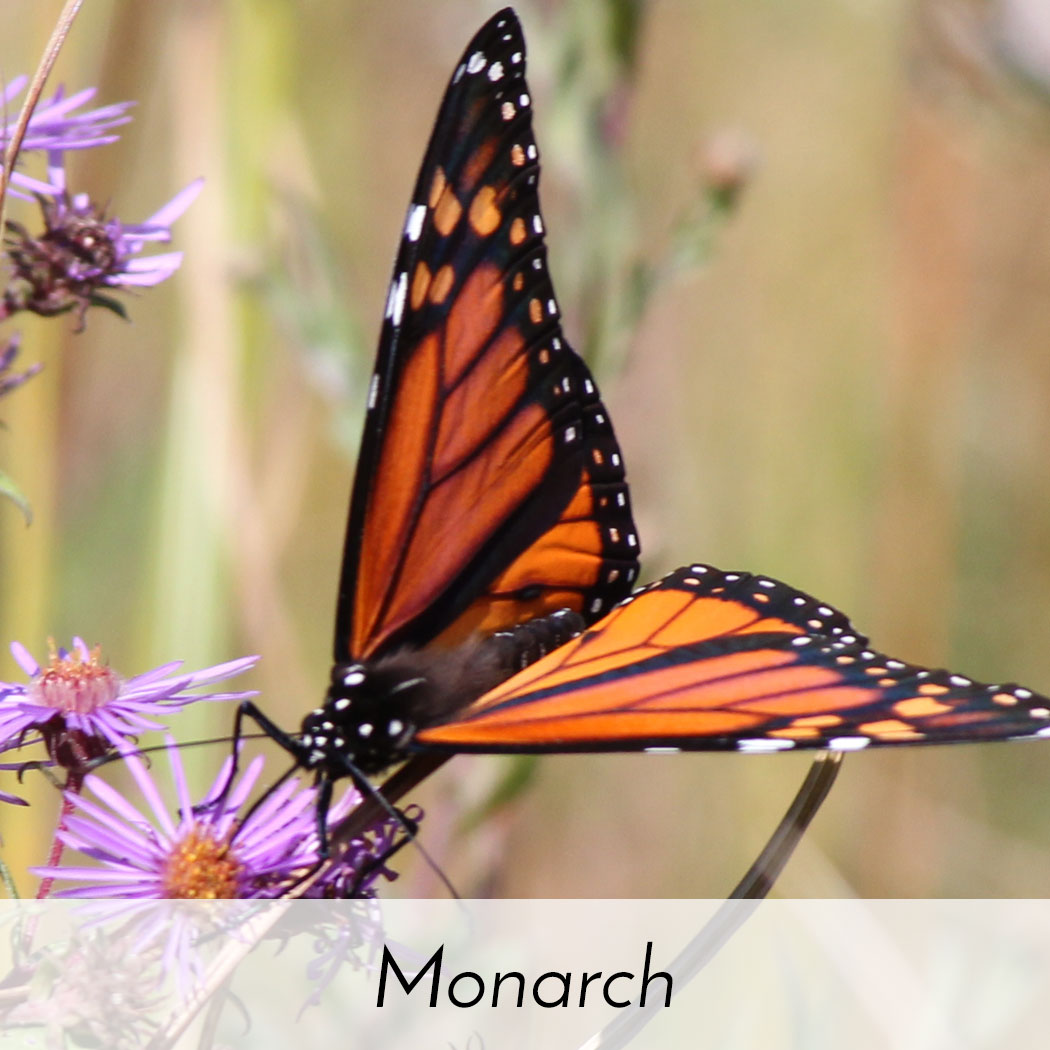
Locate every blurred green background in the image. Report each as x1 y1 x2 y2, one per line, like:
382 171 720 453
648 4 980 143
3 0 1050 898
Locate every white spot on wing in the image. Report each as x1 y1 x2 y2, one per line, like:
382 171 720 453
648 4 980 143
466 51 486 75
738 738 795 753
828 736 870 752
488 61 504 81
405 203 426 243
367 374 379 410
390 271 408 327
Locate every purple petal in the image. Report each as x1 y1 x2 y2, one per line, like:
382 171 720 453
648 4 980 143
143 177 203 228
2 76 28 104
10 641 39 676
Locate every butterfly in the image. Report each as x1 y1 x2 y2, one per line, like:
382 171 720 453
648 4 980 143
245 8 1050 821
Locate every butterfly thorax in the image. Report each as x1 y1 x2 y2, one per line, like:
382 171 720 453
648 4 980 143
304 608 586 776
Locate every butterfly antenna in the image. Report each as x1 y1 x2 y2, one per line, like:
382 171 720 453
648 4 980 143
80 733 272 774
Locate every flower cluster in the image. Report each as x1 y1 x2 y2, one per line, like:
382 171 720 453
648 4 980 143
0 38 438 1050
2 638 256 773
0 58 423 909
1 76 199 325
4 171 202 322
32 740 409 900
1 641 414 899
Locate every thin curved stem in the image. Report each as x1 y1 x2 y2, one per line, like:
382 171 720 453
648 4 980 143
575 751 844 1050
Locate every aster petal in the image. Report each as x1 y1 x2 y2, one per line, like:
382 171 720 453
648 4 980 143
2 76 28 104
8 171 61 196
59 795 164 860
124 752 179 841
222 754 264 812
10 641 39 676
141 177 203 228
38 868 152 885
180 654 260 685
80 769 169 843
166 739 194 820
118 676 194 702
123 661 185 687
198 754 237 808
114 253 185 286
32 86 100 119
210 755 265 841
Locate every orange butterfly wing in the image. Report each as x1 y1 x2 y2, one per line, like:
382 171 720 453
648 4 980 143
415 564 1050 752
334 10 639 663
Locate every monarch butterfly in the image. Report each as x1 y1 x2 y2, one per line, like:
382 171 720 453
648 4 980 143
245 9 1050 817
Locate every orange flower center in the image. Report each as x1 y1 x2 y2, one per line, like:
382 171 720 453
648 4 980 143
30 642 121 714
161 827 244 899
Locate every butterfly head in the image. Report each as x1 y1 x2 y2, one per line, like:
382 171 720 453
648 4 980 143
298 662 423 777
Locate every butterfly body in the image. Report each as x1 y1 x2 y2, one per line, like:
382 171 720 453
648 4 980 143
303 607 586 777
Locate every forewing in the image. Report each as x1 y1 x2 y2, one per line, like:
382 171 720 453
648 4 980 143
336 9 639 662
414 564 1050 753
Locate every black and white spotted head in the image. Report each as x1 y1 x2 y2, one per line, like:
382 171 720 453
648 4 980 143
299 662 423 777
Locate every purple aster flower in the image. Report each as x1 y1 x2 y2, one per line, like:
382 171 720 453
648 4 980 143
34 740 414 899
0 638 256 776
0 333 40 400
3 155 202 324
1 79 135 199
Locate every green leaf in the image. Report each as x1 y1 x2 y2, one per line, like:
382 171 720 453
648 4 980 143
0 468 32 523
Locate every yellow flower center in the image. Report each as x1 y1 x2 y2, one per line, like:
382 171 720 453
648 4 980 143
30 641 121 714
161 827 244 899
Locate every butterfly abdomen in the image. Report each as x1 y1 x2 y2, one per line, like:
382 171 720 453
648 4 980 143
306 607 586 775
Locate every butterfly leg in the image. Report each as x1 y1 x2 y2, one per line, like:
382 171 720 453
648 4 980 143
203 699 297 812
205 700 308 839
